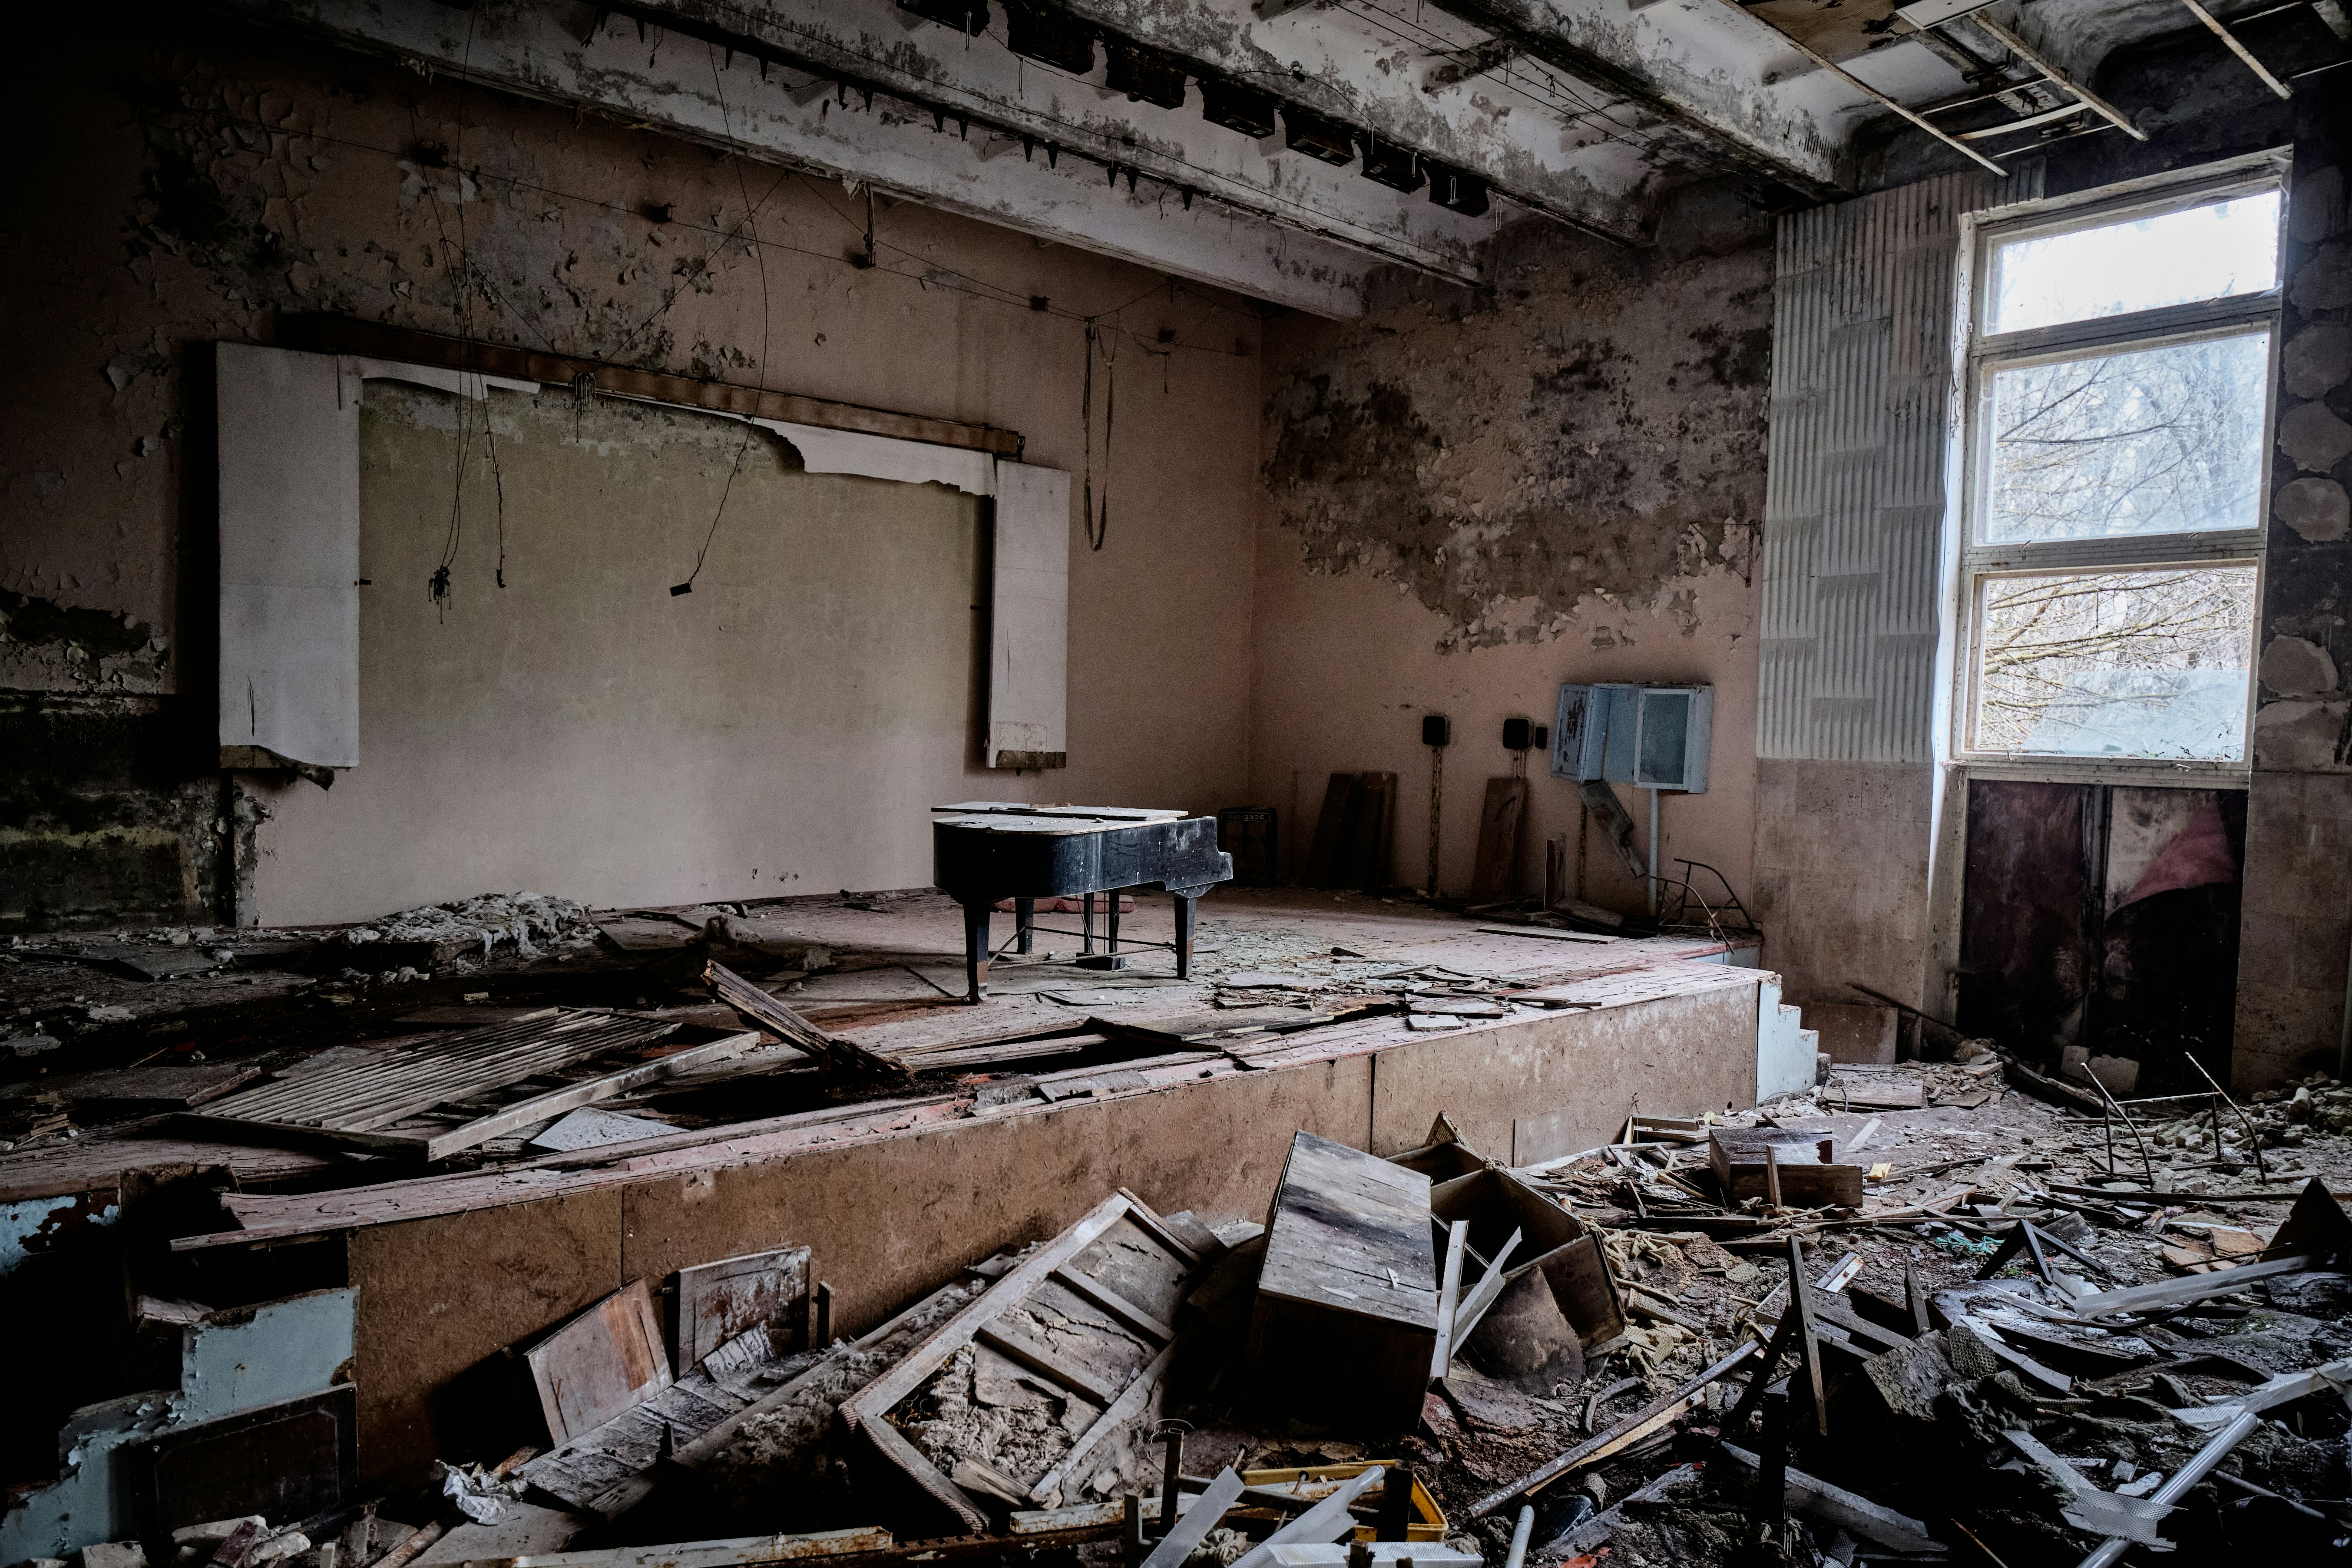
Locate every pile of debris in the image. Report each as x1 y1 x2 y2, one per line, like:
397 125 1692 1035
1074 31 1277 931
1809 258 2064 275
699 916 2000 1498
16 983 2352 1568
325 891 602 969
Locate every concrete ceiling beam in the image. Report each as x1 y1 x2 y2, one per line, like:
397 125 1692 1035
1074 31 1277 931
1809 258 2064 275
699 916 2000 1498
227 0 1396 315
598 0 1516 264
1422 0 1849 193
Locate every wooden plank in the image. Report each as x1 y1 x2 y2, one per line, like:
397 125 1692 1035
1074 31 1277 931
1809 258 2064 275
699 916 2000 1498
1825 1076 1926 1111
1305 774 1356 888
1051 1265 1175 1344
841 1195 1138 1425
525 1280 674 1446
1026 1340 1178 1505
676 1244 812 1370
469 1527 895 1568
282 314 1020 456
1431 1221 1469 1379
2068 1254 2319 1317
1449 1227 1520 1355
1469 777 1528 903
974 1322 1124 1406
708 962 909 1076
423 1032 757 1160
1135 1466 1245 1568
1463 1339 1760 1516
1473 926 1618 945
1227 1465 1387 1568
842 997 1080 1059
200 1014 674 1126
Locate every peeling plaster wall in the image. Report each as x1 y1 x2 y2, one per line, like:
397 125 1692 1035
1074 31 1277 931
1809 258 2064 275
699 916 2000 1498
2 6 1261 928
1250 187 1771 909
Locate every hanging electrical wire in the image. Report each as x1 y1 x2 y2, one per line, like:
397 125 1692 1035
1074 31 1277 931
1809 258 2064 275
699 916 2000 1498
673 38 776 598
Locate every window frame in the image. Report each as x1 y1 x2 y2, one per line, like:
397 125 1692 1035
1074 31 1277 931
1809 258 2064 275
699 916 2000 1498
1949 159 2286 778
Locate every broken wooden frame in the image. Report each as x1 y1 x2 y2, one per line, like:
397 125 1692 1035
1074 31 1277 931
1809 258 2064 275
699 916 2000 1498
838 1189 1203 1532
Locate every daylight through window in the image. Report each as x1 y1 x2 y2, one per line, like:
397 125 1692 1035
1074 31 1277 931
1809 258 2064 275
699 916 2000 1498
1958 177 2281 764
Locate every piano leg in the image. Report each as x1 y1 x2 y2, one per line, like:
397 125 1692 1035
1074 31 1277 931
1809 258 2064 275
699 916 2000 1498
1082 891 1098 955
1015 897 1034 955
961 899 992 1004
1106 888 1122 954
1173 893 1196 979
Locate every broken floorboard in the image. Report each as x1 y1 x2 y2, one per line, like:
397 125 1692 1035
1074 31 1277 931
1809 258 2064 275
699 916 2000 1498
189 1011 755 1160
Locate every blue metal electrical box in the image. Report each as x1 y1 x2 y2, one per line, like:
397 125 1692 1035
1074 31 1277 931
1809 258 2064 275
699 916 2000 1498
1552 681 1711 793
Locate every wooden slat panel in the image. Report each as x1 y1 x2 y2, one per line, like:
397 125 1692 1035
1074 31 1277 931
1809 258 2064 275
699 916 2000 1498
420 1032 755 1159
209 1014 672 1125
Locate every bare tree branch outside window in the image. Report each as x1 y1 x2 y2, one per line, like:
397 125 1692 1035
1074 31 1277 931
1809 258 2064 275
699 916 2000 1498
1985 331 2268 544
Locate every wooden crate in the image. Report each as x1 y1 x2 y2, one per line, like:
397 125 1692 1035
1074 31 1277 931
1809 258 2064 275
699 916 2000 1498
1430 1167 1626 1348
1710 1127 1864 1207
1248 1132 1439 1432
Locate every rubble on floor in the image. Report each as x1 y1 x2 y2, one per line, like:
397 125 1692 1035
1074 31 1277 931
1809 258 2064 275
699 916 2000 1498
13 890 2352 1567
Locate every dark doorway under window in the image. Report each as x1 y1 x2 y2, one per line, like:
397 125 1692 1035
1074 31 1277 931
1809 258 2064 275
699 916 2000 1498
1958 778 2246 1094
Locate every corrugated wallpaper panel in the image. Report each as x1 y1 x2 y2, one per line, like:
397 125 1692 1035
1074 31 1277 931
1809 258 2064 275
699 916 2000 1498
1758 169 2043 762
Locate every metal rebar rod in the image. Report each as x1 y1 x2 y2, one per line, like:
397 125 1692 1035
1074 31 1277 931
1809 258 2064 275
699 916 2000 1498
2181 1052 2269 1181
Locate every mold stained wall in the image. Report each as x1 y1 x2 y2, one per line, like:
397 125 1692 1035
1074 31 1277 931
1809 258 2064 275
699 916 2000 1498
0 7 1262 929
1250 188 1773 911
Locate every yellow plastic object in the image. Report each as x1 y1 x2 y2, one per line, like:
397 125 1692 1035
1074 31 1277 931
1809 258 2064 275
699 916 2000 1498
1237 1462 1448 1543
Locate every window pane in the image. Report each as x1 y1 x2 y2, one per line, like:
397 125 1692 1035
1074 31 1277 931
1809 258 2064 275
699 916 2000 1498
1987 191 2280 334
1972 567 2256 760
1983 330 2269 544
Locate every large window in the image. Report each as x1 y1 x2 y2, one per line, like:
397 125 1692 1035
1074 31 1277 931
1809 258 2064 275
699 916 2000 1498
1955 172 2283 766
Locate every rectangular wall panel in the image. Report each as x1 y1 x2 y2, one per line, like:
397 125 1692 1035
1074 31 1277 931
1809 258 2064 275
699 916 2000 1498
987 461 1071 770
218 343 361 769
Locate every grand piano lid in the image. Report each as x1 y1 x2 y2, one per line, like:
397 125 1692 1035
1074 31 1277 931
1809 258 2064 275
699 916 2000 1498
932 812 1190 834
932 802 1185 822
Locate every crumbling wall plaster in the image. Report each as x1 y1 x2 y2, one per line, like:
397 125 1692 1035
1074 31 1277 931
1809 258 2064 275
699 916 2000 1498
1259 191 1770 654
1250 186 1770 910
4 6 1264 928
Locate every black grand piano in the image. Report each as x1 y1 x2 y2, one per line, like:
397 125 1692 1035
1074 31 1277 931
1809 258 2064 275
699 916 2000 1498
933 803 1234 1002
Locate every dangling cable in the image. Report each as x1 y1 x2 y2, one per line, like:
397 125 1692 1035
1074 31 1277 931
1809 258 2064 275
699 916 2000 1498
1092 334 1114 552
674 40 774 597
1080 320 1096 545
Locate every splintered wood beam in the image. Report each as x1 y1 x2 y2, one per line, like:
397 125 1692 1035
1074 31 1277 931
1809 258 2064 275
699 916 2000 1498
2179 0 2294 96
707 960 910 1076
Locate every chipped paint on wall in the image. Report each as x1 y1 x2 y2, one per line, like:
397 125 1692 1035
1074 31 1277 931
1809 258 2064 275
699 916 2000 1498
0 593 171 694
0 1191 122 1278
5 7 1265 933
1260 186 1771 653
